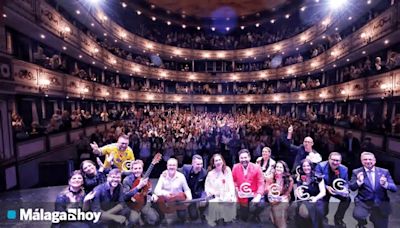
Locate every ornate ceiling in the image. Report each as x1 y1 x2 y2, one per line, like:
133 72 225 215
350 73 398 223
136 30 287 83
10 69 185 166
146 0 290 18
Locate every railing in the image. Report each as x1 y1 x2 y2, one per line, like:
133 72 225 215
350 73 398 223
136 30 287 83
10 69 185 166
2 0 399 82
14 121 115 162
7 59 400 104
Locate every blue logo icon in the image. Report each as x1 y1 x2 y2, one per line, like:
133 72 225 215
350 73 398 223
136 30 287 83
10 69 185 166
7 210 17 220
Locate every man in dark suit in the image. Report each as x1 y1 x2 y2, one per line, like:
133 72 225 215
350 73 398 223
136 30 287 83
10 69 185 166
350 152 397 228
342 131 361 171
316 152 350 228
179 154 208 221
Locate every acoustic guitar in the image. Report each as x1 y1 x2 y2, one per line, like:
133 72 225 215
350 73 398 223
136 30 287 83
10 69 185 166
128 153 162 211
156 193 215 214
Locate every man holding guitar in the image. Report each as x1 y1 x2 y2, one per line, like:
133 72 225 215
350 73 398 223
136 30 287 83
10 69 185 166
152 158 192 224
122 156 161 226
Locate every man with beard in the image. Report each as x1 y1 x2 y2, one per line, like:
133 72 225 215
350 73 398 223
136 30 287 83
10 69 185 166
316 152 350 228
122 160 160 225
232 149 265 222
90 134 135 170
179 155 208 221
152 158 192 224
89 168 129 227
350 152 397 228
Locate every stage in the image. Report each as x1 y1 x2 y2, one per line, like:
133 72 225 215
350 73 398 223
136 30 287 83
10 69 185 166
1 181 400 227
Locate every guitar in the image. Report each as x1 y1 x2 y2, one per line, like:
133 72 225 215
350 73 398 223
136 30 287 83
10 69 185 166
128 153 162 211
156 193 215 214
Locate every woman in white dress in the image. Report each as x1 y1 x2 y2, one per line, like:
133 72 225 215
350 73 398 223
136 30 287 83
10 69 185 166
205 154 236 226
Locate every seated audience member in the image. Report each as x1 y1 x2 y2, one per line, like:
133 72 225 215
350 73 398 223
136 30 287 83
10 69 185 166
265 160 294 228
315 152 350 228
88 168 129 227
122 160 159 226
350 152 397 228
152 158 192 224
232 149 265 222
205 154 236 226
294 159 326 228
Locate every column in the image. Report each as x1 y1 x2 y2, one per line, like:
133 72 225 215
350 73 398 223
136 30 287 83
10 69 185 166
41 99 46 119
276 105 280 115
53 101 58 112
247 104 251 114
32 100 39 123
116 74 120 85
176 104 179 112
218 84 222 94
146 79 150 88
190 104 194 112
161 104 165 111
61 101 64 111
102 103 106 111
295 105 299 118
219 105 222 113
101 71 106 83
190 82 194 91
71 102 76 112
382 100 388 119
28 40 33 62
192 60 195 72
362 102 367 127
291 104 295 116
232 104 237 114
6 31 12 54
334 103 338 115
322 73 326 85
90 102 94 113
0 2 7 53
117 103 121 110
130 78 134 88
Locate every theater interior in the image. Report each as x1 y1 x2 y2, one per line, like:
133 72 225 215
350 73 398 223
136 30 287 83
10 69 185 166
0 0 400 227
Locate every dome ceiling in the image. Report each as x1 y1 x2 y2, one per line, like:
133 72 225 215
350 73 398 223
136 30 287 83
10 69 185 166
146 0 292 18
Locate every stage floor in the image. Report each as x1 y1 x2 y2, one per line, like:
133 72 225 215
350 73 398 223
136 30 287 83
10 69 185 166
1 180 400 227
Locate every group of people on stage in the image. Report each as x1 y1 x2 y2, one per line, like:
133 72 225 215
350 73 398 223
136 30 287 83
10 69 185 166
54 125 397 228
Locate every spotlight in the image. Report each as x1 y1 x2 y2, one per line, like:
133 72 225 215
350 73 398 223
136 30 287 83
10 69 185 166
329 0 347 10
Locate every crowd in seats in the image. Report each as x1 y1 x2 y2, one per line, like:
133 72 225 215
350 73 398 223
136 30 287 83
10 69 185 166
11 107 135 140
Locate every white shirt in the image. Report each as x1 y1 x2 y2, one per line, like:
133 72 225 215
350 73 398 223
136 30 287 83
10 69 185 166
154 171 192 200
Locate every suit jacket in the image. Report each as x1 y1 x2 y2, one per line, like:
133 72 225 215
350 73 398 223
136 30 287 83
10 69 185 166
290 145 319 173
316 161 348 199
343 137 360 156
179 164 207 199
349 166 397 213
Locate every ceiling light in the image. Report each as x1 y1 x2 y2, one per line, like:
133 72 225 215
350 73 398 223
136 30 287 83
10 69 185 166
367 0 372 4
2 14 7 18
300 6 306 11
240 25 245 30
121 2 127 8
348 16 352 20
384 39 389 44
136 10 142 15
40 34 45 39
151 16 156 21
167 21 171 25
329 0 347 10
270 19 275 24
92 61 95 65
76 10 80 15
225 27 230 31
79 55 82 58
197 26 201 30
182 24 186 29
211 27 215 31
91 23 94 27
285 14 290 19
62 46 67 50
255 23 260 27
